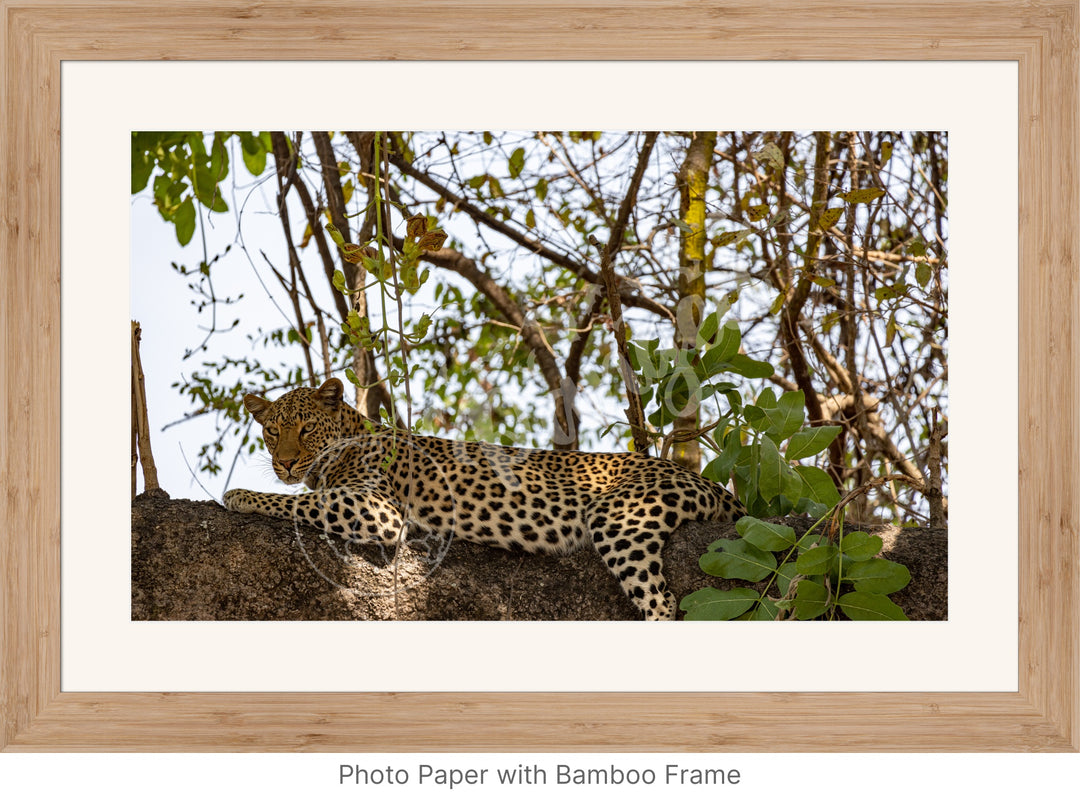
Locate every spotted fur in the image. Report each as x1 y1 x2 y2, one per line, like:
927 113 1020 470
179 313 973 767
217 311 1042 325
223 378 747 620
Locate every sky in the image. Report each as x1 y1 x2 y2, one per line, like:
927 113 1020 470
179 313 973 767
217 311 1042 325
132 176 297 500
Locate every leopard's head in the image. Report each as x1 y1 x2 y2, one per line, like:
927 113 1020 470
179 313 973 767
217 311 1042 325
243 378 346 484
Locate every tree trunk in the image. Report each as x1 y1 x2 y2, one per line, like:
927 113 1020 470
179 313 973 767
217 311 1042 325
672 131 717 471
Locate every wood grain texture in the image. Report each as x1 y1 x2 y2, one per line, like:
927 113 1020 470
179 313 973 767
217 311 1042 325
1 0 1077 752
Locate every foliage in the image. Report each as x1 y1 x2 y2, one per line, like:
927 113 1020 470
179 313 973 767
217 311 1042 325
631 311 911 619
132 131 271 245
683 517 910 621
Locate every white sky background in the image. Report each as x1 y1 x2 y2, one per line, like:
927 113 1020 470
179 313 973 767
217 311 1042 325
132 193 252 498
132 170 339 500
72 61 1018 694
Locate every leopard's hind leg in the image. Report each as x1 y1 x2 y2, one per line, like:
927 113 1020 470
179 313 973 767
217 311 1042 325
585 491 677 621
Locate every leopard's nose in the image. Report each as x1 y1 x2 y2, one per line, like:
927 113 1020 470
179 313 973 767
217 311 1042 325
280 458 295 471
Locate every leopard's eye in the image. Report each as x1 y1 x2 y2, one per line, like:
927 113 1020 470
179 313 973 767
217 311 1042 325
299 423 311 437
265 425 279 437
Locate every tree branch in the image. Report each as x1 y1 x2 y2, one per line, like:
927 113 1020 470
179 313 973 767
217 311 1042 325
386 148 675 323
269 132 350 324
411 242 578 449
778 132 844 482
596 131 658 455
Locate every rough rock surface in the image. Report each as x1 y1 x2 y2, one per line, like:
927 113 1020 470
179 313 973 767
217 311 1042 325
132 492 947 621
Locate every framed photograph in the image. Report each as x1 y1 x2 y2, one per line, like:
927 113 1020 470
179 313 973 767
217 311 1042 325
2 0 1076 751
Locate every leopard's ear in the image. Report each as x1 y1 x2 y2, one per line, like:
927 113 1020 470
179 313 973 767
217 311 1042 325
243 393 273 424
315 377 344 412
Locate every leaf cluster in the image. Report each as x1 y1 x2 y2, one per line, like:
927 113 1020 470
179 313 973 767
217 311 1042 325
683 517 909 621
629 311 911 620
132 131 270 245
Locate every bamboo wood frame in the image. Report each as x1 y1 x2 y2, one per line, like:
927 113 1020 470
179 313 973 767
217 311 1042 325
1 0 1077 752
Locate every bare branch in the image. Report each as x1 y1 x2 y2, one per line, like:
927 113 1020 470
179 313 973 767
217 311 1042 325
595 131 659 455
386 147 675 323
415 243 578 449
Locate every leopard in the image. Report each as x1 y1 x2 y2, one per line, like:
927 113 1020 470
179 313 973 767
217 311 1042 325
223 378 747 620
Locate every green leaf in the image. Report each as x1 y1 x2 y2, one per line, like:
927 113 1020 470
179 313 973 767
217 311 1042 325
728 353 774 379
746 204 770 222
846 558 911 595
785 425 841 461
916 262 931 288
132 149 154 194
793 465 840 508
154 174 186 211
210 132 229 182
173 197 196 245
698 311 721 345
703 428 743 484
508 147 526 179
737 517 797 551
775 561 800 597
401 261 422 294
746 598 780 620
192 165 227 212
713 229 749 248
874 282 908 301
239 132 267 176
680 587 759 620
714 321 741 363
756 435 803 505
908 238 927 257
535 177 548 201
794 496 830 521
332 270 346 293
699 539 777 583
837 592 908 621
525 209 536 229
839 187 885 205
325 222 345 247
796 544 838 576
765 390 805 441
817 206 843 230
839 531 882 561
769 290 787 315
752 142 784 172
793 580 831 620
743 404 766 431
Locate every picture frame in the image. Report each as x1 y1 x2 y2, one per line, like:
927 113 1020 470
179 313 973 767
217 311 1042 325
1 0 1076 752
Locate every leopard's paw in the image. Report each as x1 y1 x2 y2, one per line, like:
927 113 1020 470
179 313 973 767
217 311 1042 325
223 489 259 514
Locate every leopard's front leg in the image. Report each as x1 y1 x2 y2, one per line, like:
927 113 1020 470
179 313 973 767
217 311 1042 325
223 486 405 545
223 488 295 518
